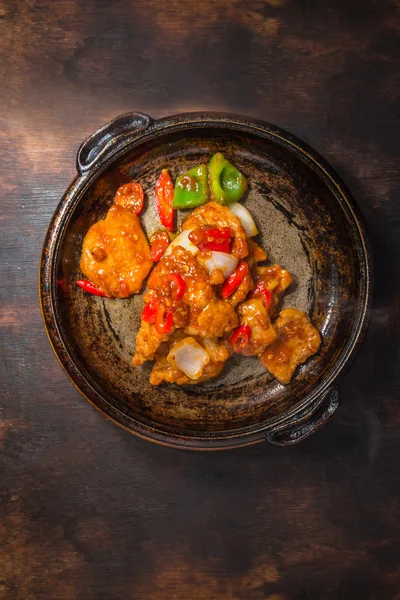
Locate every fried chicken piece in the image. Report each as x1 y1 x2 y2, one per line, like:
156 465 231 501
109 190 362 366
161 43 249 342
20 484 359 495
226 241 266 307
148 245 238 339
236 298 278 356
185 299 238 338
225 272 254 307
182 201 248 258
256 264 293 294
148 246 214 316
260 308 321 384
80 204 152 298
132 321 169 366
149 334 230 386
133 246 219 364
255 264 293 314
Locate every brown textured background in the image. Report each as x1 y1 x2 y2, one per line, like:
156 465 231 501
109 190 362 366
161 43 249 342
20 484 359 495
1 0 399 598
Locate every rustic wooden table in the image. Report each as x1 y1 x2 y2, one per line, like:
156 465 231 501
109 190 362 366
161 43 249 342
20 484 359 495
1 1 399 598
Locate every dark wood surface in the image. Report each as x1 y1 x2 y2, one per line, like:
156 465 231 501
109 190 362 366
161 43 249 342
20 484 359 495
1 1 399 598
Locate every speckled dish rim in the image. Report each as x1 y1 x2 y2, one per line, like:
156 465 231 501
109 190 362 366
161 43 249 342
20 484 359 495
39 112 373 450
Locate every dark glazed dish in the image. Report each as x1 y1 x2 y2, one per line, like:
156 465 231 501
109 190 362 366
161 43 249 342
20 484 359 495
39 112 372 449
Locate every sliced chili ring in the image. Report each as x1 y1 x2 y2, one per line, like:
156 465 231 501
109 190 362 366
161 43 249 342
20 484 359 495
248 281 272 311
114 182 144 215
141 299 158 323
189 227 231 253
229 325 251 352
160 273 186 301
155 305 173 335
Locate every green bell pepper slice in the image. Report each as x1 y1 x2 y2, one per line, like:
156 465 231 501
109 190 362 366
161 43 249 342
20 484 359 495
173 164 209 209
208 153 248 204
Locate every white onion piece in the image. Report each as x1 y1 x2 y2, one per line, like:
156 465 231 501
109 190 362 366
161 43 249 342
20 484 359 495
229 202 258 237
200 251 239 278
164 229 199 257
167 337 210 380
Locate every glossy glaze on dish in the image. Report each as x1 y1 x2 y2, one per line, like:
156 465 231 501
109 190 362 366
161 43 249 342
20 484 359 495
39 112 372 448
80 204 152 298
129 196 321 386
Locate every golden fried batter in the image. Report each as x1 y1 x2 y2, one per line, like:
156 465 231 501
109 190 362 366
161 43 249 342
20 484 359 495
255 264 293 314
226 272 254 307
133 246 217 368
185 299 238 338
151 245 239 339
236 298 278 356
149 334 230 386
225 240 266 307
80 204 152 298
260 308 321 384
148 246 214 315
182 201 248 258
132 321 169 366
256 264 293 295
130 194 319 387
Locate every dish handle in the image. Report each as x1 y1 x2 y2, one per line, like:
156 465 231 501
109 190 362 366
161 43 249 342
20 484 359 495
265 388 339 446
76 112 153 174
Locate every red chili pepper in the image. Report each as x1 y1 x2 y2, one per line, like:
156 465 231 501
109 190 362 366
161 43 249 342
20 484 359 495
150 230 170 262
155 305 173 334
114 182 144 215
229 324 251 352
248 281 272 310
160 273 186 300
206 239 230 253
189 227 231 253
141 299 158 323
76 280 108 297
155 169 175 232
221 261 249 299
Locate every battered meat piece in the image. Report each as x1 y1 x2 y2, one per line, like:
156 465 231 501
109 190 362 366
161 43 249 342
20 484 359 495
185 299 238 338
226 240 266 307
133 246 219 364
260 308 321 384
130 190 318 387
236 298 278 356
256 264 292 294
255 264 293 314
148 245 237 339
182 201 249 259
226 272 254 307
150 335 230 386
148 246 214 316
80 204 152 298
132 321 169 366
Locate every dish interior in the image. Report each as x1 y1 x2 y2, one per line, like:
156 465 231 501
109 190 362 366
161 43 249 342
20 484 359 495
53 127 363 434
